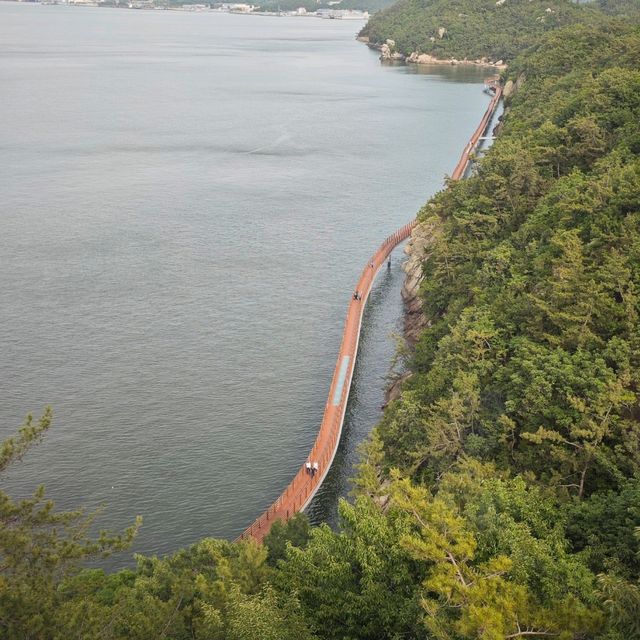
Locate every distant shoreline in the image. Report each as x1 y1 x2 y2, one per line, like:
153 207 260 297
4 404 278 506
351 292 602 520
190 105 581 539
1 0 370 21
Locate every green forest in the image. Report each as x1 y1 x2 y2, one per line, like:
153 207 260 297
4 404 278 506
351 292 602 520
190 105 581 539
360 0 604 62
3 2 640 639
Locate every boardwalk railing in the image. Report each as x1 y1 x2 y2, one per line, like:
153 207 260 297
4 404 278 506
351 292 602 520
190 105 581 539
451 81 503 180
236 82 503 544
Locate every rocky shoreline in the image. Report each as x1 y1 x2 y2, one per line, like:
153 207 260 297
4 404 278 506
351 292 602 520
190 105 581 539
384 220 433 403
359 36 507 69
401 221 432 346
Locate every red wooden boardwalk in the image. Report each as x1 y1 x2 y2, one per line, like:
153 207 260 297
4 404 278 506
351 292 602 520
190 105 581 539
236 82 503 544
451 83 502 180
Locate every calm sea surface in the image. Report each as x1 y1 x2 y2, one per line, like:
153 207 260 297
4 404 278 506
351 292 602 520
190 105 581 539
0 2 491 567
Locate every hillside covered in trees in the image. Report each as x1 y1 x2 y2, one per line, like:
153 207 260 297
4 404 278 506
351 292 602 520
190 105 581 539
3 5 640 640
359 0 603 62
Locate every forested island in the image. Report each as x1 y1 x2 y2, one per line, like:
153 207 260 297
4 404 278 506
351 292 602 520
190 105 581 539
3 0 640 638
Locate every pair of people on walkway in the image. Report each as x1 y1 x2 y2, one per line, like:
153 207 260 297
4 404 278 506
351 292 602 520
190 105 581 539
305 461 319 477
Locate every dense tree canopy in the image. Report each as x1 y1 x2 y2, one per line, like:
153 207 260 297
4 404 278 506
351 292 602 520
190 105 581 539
361 0 607 62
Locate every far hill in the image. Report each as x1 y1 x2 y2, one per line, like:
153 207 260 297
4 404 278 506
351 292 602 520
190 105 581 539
359 0 600 63
595 0 640 18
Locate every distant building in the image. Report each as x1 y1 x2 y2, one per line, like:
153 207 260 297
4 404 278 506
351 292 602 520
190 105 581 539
128 0 154 8
221 2 254 11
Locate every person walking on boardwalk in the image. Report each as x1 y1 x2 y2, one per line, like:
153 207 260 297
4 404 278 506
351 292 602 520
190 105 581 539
305 461 312 474
312 461 319 477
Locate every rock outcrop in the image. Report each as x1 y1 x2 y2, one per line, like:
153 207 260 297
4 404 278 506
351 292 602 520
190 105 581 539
405 52 507 68
383 220 432 404
380 39 405 61
496 72 523 135
503 78 515 98
385 371 412 404
401 220 433 345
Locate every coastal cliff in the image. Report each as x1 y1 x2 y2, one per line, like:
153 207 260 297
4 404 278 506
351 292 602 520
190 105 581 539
401 220 431 346
384 220 433 403
370 37 506 67
406 51 506 68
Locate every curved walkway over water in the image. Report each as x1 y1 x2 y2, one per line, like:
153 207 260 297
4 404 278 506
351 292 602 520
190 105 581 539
451 82 502 180
237 81 503 543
